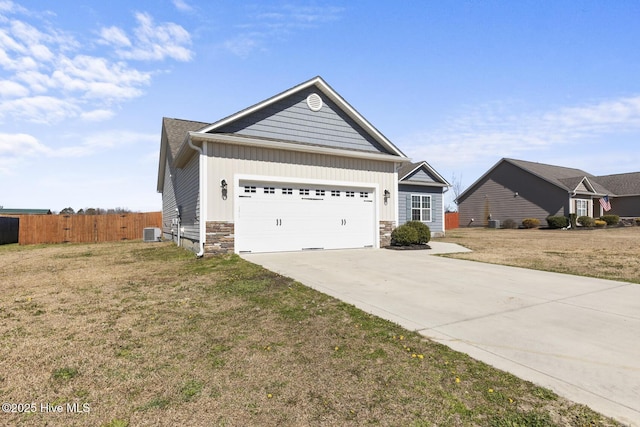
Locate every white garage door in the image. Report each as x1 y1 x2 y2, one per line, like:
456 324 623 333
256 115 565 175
235 180 376 253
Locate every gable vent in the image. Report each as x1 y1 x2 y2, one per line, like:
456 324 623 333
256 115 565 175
306 93 323 111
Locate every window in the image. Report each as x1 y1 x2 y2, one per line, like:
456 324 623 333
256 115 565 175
315 189 325 196
345 191 355 198
576 199 588 217
359 192 369 198
411 195 432 222
299 189 310 196
244 186 256 193
282 188 293 195
331 190 340 197
264 187 275 194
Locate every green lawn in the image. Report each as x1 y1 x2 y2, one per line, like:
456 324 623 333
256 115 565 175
0 241 623 426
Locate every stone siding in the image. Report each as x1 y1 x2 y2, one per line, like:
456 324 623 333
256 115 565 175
379 220 395 247
204 221 235 255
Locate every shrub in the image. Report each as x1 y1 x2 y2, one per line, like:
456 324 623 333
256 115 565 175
404 221 431 244
391 224 418 246
546 216 568 229
569 213 577 229
594 220 607 228
502 219 517 229
578 216 595 227
522 218 540 229
600 215 619 226
636 218 640 226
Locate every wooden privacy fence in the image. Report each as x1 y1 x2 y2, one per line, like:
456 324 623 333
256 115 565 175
16 212 162 245
445 212 459 230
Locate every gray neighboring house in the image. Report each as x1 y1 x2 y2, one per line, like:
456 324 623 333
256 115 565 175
456 158 633 227
398 161 450 237
592 172 640 218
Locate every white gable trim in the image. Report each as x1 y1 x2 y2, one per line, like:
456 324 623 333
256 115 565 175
196 76 407 158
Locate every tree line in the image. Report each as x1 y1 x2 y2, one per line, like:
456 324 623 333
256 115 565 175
58 207 136 215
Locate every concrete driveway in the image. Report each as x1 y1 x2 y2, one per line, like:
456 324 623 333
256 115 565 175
242 243 640 426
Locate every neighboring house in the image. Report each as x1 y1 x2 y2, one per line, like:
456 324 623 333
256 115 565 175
158 76 448 255
592 172 640 218
456 158 639 227
0 208 52 215
398 161 450 237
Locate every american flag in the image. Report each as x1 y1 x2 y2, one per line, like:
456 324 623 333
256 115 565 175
599 195 612 212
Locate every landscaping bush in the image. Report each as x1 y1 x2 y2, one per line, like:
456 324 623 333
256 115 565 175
569 213 577 229
390 224 419 246
404 221 431 244
546 216 568 229
594 220 607 228
502 219 517 229
578 216 595 227
600 215 620 226
521 218 540 229
636 218 640 226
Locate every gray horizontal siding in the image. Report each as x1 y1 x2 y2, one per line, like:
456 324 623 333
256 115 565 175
398 184 445 234
458 161 569 227
403 168 439 184
215 88 388 154
162 150 200 243
609 195 640 217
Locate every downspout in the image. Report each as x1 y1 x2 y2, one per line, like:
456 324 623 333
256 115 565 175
188 136 207 257
442 186 449 235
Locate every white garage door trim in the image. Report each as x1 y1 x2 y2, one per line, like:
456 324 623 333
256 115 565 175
234 174 379 254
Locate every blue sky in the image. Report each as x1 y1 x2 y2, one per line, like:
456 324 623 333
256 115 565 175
2 0 639 212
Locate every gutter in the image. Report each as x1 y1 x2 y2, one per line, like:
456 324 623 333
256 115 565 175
188 136 207 258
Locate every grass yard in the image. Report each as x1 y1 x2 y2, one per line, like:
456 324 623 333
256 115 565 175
440 226 640 284
0 241 624 426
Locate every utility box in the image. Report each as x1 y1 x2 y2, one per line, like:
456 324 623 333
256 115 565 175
488 220 501 229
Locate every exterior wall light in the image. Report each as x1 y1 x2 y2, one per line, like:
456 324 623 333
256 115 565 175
221 179 228 200
384 189 390 205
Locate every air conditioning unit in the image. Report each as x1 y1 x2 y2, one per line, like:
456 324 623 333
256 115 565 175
488 219 501 229
143 227 162 242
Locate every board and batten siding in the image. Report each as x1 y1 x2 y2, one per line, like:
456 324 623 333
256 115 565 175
215 88 388 154
162 150 200 243
398 184 445 236
204 142 397 222
458 161 569 227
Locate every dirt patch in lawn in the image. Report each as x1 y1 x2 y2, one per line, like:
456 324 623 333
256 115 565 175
0 241 623 426
440 227 640 284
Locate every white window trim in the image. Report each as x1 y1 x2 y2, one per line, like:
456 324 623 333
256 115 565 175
575 199 589 217
411 194 432 223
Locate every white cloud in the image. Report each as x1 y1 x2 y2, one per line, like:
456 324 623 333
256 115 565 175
222 34 262 58
100 12 193 62
0 132 48 157
0 5 191 126
0 79 28 97
402 95 640 171
80 108 114 121
0 95 79 123
49 130 157 158
99 26 131 47
172 0 193 12
222 4 344 57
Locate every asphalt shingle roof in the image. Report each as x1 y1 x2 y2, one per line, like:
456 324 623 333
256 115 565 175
593 172 640 196
505 158 611 194
163 117 210 159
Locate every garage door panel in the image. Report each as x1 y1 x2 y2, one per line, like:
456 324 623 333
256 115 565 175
236 181 375 253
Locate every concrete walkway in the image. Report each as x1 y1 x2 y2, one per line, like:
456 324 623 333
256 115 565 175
242 243 640 426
